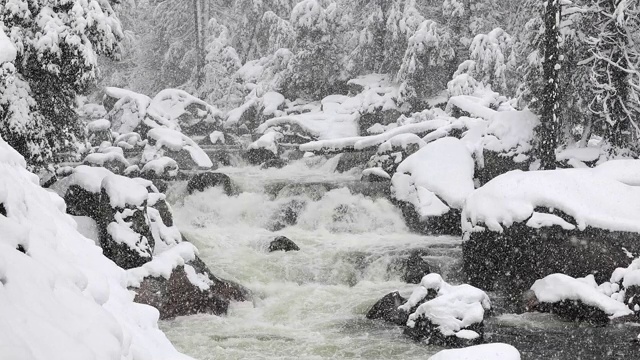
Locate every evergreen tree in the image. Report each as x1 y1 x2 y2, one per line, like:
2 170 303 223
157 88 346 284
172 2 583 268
0 0 123 166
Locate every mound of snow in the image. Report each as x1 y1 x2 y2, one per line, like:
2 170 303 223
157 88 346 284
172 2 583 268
147 127 213 168
87 119 111 133
392 137 475 217
463 160 640 233
249 131 283 155
400 274 491 337
531 273 633 318
429 343 521 360
0 136 190 360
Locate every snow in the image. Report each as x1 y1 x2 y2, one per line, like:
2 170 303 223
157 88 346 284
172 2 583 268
392 137 475 217
50 165 112 195
249 131 283 155
0 135 190 360
209 131 225 144
87 119 111 133
72 216 99 245
355 119 451 150
141 157 178 176
463 160 640 233
127 242 199 288
483 110 538 156
148 89 222 127
557 147 601 163
147 127 213 168
400 274 491 337
362 167 391 179
0 28 17 63
448 95 497 120
428 344 521 360
107 220 152 257
611 258 640 288
376 133 426 154
84 151 129 168
530 274 633 318
526 212 576 230
262 91 285 116
101 174 149 208
105 87 152 118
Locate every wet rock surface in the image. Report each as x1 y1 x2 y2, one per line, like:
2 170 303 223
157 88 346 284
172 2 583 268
187 172 235 196
268 236 300 252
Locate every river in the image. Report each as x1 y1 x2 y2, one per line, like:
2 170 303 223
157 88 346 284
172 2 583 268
160 156 640 359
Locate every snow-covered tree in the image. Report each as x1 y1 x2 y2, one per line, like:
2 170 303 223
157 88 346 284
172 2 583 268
396 19 455 106
282 0 344 100
582 0 640 148
0 0 123 166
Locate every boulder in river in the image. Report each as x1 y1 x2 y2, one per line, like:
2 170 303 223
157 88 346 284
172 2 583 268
366 291 409 326
187 172 235 196
132 253 250 320
261 158 287 169
402 250 432 284
269 236 300 252
246 147 278 165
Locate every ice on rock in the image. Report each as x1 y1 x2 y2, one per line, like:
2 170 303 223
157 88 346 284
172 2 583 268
428 343 521 360
531 273 633 318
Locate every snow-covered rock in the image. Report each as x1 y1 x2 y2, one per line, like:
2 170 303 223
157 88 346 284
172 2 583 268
391 137 474 234
144 127 213 169
527 273 633 323
0 135 191 360
401 274 491 345
462 160 640 299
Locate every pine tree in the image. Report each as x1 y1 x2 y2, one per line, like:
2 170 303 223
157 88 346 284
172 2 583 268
0 0 123 166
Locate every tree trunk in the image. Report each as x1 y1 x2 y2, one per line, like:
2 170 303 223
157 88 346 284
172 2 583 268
537 0 562 170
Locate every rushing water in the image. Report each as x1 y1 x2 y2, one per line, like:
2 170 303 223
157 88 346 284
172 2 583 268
161 156 640 360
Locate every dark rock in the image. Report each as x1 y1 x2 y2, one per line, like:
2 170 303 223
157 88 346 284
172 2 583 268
153 198 173 227
358 109 402 136
396 200 462 235
336 150 377 173
150 178 168 194
261 158 287 169
269 236 300 252
187 172 235 196
96 188 153 270
476 149 532 187
366 291 409 326
132 256 250 320
361 171 390 183
403 316 484 347
268 199 306 231
64 184 101 219
463 216 640 304
402 251 432 284
246 148 278 165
